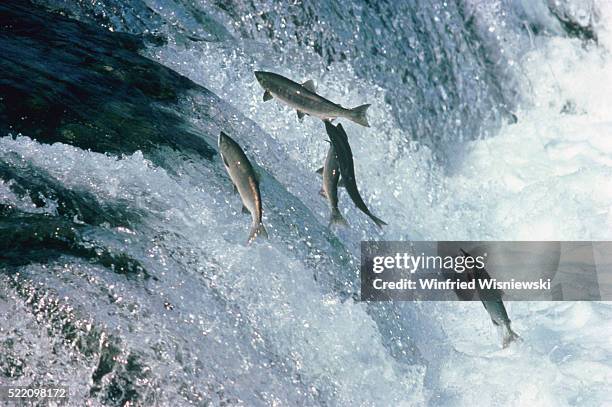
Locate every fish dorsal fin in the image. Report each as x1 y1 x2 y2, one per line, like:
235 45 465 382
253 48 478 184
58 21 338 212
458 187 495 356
315 167 324 175
242 205 249 214
302 80 316 93
263 90 273 102
297 110 306 121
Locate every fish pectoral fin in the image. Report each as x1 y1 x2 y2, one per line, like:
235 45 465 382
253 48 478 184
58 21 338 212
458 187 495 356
301 79 316 93
315 167 324 175
233 185 238 194
319 188 327 198
241 205 250 214
263 90 273 102
297 110 306 121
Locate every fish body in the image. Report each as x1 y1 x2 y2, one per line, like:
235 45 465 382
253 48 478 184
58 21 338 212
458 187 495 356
481 299 520 348
460 249 520 348
218 132 268 243
324 121 386 228
255 71 371 127
321 142 348 227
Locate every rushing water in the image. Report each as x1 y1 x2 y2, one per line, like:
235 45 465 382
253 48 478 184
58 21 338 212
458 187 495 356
1 0 611 405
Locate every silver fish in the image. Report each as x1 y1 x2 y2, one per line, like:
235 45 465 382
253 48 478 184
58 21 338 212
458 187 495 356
481 299 520 348
320 142 348 227
316 166 345 189
218 132 268 243
460 249 520 348
254 71 371 127
324 121 387 228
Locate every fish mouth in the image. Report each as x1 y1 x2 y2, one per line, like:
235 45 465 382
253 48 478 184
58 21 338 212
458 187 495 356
218 131 228 148
254 71 266 85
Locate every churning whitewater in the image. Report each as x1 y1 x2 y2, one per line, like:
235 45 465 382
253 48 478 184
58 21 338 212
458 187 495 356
1 0 612 406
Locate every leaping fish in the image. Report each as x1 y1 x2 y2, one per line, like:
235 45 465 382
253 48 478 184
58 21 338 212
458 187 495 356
324 121 386 228
320 141 348 227
460 249 520 348
254 71 371 127
218 131 268 243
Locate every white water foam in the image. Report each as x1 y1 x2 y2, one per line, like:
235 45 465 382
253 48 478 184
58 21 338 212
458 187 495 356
4 0 612 404
144 1 612 404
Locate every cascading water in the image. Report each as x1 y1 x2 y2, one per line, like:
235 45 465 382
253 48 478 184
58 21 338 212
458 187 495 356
1 0 611 405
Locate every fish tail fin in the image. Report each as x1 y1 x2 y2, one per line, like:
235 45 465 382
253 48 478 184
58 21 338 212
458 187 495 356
348 104 371 127
247 222 268 244
502 325 520 348
369 213 387 228
329 208 348 228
